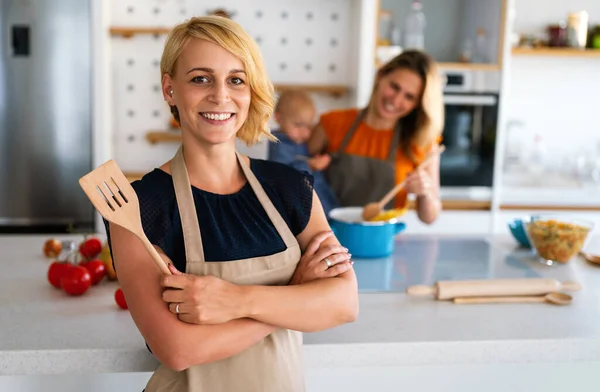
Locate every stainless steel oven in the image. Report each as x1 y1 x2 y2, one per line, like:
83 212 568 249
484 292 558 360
439 68 501 188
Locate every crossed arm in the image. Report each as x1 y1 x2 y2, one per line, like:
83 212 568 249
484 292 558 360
110 190 358 371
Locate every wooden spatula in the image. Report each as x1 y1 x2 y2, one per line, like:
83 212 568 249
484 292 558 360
79 160 171 275
361 145 446 221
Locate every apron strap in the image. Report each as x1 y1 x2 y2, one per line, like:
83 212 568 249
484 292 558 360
337 109 401 164
337 110 365 153
171 146 298 266
171 146 205 264
388 121 401 163
235 151 298 249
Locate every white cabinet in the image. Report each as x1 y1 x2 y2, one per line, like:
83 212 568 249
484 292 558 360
306 362 600 392
4 361 599 392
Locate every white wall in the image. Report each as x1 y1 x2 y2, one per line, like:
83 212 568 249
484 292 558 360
512 0 600 35
105 0 360 172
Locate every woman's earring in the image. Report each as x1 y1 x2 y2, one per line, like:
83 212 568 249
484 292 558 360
170 90 174 96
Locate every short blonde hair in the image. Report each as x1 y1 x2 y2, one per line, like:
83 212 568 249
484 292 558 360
160 16 276 145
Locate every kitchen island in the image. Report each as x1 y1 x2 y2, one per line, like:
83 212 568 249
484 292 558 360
1 234 599 391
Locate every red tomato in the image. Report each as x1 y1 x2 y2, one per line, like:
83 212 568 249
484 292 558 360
47 261 73 289
60 266 92 296
80 259 106 285
79 237 102 259
114 288 128 309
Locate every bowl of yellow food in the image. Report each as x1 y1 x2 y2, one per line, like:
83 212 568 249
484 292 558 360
328 207 407 258
525 215 594 265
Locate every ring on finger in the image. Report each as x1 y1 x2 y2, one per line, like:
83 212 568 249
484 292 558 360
323 257 332 268
175 303 180 314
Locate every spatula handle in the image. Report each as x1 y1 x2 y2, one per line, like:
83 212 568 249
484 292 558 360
139 235 172 275
378 179 408 209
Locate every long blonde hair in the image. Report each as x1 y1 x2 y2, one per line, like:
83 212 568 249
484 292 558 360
160 16 276 145
370 50 444 162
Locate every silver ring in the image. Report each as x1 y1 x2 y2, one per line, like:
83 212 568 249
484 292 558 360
175 303 180 314
324 257 332 268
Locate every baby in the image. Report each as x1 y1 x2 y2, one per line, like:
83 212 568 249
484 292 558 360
268 90 339 215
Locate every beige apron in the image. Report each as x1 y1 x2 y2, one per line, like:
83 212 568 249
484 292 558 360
144 146 305 392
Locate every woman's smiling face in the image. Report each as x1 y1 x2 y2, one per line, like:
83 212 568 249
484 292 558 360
374 68 424 122
163 38 251 145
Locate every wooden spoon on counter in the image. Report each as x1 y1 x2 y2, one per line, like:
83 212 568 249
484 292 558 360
579 251 600 265
453 292 572 306
361 145 445 221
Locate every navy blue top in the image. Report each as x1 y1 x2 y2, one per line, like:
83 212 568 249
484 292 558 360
105 159 314 272
268 131 312 173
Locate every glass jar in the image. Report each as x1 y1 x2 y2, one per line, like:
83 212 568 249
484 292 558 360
547 22 567 47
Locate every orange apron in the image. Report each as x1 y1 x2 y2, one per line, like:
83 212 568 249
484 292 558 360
144 146 305 392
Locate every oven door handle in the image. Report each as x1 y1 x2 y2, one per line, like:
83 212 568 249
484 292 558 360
443 95 497 106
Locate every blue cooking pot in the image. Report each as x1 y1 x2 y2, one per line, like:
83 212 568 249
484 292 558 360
328 207 406 259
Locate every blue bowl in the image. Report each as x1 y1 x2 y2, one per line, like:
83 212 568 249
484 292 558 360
508 217 533 248
328 207 406 258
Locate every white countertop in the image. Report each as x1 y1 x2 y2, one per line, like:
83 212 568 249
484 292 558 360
2 234 600 375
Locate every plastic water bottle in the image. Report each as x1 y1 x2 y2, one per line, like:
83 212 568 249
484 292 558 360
403 0 426 50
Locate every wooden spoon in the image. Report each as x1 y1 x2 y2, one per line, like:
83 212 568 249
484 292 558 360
580 251 600 265
361 145 446 221
453 292 572 305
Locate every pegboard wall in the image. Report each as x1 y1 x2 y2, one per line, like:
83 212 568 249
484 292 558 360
109 0 360 172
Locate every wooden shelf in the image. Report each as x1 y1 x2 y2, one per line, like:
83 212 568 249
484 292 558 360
374 52 501 71
500 204 600 211
511 47 600 58
438 62 500 71
409 199 491 211
274 84 349 97
146 131 181 144
110 27 172 38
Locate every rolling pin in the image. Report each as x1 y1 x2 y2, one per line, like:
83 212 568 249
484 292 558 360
406 278 581 300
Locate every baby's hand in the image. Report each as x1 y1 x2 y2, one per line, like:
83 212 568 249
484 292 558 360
307 154 331 171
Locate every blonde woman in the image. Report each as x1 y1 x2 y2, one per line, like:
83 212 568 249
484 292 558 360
107 16 358 392
309 51 445 223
